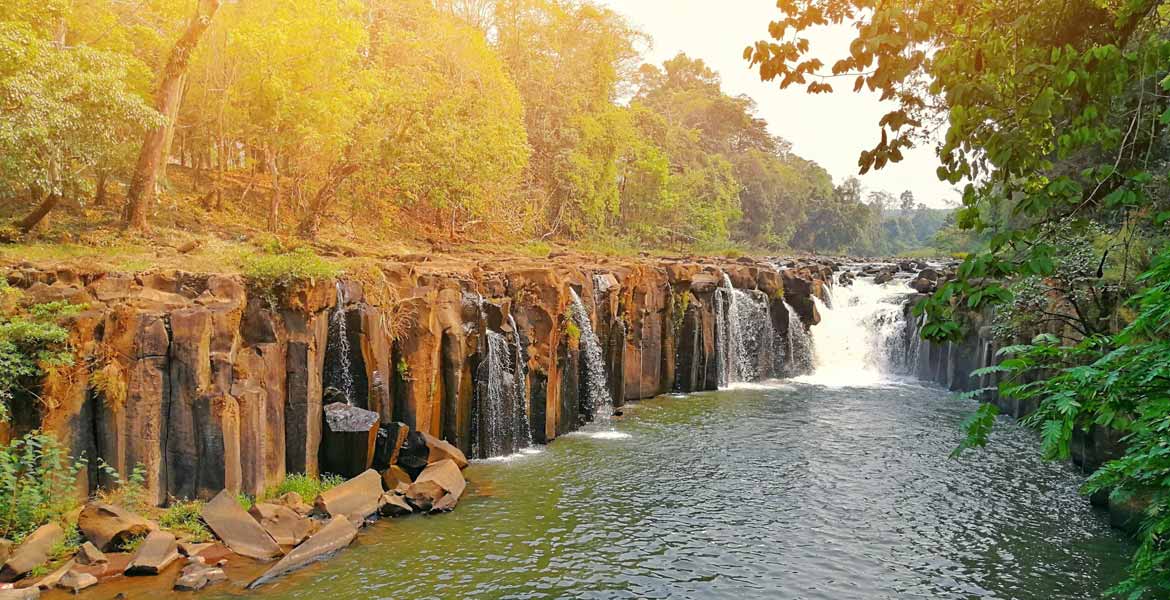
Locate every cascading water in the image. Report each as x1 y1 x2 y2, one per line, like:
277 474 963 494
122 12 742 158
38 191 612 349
569 289 612 420
717 274 778 384
784 303 814 376
795 272 915 387
470 295 533 459
508 314 533 450
325 282 355 404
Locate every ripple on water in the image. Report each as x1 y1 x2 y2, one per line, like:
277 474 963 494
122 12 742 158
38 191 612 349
197 382 1132 600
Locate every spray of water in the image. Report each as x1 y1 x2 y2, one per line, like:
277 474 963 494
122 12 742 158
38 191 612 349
794 274 914 387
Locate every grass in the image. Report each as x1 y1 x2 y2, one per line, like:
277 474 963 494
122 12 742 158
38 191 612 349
261 473 345 502
159 500 212 542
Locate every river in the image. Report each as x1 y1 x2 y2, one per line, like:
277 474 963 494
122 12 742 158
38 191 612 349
200 275 1131 599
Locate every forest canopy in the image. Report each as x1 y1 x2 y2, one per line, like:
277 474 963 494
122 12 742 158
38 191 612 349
0 0 950 255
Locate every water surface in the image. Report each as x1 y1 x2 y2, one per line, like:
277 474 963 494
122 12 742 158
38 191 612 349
206 379 1130 599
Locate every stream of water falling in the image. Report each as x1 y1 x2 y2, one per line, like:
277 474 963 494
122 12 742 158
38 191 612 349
569 288 612 421
324 282 355 404
794 274 916 387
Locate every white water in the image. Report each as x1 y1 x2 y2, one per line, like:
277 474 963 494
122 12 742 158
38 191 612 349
569 289 612 421
794 275 914 387
325 282 355 405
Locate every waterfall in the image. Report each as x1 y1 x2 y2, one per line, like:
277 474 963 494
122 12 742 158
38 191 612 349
794 273 915 386
471 296 533 459
569 289 612 420
717 274 779 384
325 282 355 405
785 303 814 376
508 314 533 450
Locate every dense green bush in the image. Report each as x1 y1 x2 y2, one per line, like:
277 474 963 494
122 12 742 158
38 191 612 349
0 293 81 422
0 432 84 542
263 473 345 502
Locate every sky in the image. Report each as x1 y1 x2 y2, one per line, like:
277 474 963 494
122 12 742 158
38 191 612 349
598 0 961 208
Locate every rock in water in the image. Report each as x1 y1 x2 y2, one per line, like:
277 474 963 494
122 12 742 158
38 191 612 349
78 502 156 552
173 560 227 592
404 460 466 511
56 569 98 594
247 517 358 589
0 587 40 599
378 493 413 517
382 465 412 492
320 403 380 478
313 469 383 523
0 523 63 582
200 490 282 560
125 531 180 576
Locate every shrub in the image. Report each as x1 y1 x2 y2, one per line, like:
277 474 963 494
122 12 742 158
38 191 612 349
0 432 84 542
262 473 345 502
240 247 341 300
0 300 80 422
95 459 149 516
159 500 212 542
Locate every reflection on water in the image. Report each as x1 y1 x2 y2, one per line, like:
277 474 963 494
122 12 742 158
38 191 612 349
196 380 1130 600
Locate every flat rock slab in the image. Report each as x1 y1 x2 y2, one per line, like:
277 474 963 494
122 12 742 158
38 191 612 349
248 517 358 589
249 503 314 546
174 561 227 592
201 490 282 560
0 523 63 582
0 587 40 599
125 531 180 576
314 470 383 523
56 570 98 594
78 502 156 551
324 402 379 432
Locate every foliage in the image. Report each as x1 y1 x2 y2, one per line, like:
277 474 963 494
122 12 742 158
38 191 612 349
240 247 341 294
0 293 80 422
159 500 212 542
95 458 149 516
262 473 345 502
0 432 84 542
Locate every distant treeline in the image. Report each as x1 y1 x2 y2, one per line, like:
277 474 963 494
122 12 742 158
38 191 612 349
2 0 947 253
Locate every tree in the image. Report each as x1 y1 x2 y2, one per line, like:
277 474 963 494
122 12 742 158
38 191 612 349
0 9 159 232
899 190 915 212
122 0 220 230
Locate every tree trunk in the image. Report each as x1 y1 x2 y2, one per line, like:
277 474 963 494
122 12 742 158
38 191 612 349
19 188 61 233
122 0 221 230
94 172 108 206
158 72 188 183
266 146 281 233
297 162 359 239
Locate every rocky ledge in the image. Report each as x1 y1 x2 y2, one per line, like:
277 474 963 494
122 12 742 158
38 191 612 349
1 251 839 595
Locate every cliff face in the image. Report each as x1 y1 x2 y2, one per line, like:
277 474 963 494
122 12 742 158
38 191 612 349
5 254 833 505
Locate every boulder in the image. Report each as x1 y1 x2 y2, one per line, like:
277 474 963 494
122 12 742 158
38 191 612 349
276 492 314 517
371 422 409 471
0 523 63 582
313 469 383 523
125 531 180 576
35 560 74 590
248 503 314 546
320 403 380 479
419 431 468 469
874 271 894 285
381 465 412 492
909 277 936 294
200 490 282 560
247 517 358 589
404 460 465 511
379 493 413 517
173 560 227 592
919 268 939 281
430 493 459 514
55 570 98 594
75 542 106 566
77 502 155 552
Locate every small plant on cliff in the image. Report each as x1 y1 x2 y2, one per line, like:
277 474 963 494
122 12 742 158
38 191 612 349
564 318 581 346
0 297 82 423
240 246 341 306
0 432 85 542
